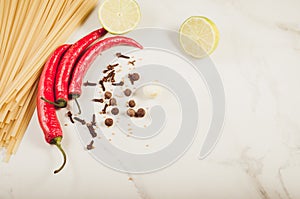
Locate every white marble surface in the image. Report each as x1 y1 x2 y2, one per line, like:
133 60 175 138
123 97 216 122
1 0 300 198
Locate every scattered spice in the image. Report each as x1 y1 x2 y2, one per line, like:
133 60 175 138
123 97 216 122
91 114 96 126
108 63 119 69
132 73 140 81
86 123 97 138
128 60 136 66
86 140 94 150
103 63 119 73
109 98 117 106
74 117 86 125
102 69 110 73
135 108 146 118
102 70 115 82
116 52 130 59
127 108 135 117
83 81 97 86
128 73 140 85
104 91 112 99
111 107 119 115
92 98 104 103
99 80 105 91
124 88 132 96
112 81 124 86
128 100 136 108
105 118 113 127
67 111 74 123
101 103 109 114
111 72 116 82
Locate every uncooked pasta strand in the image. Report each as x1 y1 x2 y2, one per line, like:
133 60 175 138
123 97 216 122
0 0 98 161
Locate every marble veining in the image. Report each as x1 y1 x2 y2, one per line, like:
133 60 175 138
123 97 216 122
1 0 300 198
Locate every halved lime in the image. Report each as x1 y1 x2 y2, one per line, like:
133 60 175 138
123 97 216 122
98 0 141 34
179 16 220 58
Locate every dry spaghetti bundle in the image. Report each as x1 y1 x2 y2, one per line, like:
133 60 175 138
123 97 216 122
0 0 98 161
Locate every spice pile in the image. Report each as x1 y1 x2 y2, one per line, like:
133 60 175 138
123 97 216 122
72 52 147 151
36 28 143 174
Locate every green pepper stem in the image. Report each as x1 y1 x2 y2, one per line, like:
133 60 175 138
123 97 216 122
41 97 66 108
74 98 81 115
52 137 66 174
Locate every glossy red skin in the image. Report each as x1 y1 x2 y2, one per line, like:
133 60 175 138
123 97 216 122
55 28 107 106
37 44 70 143
68 36 143 98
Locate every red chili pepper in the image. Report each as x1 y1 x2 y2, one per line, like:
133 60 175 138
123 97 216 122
54 28 107 108
68 36 143 105
37 44 70 174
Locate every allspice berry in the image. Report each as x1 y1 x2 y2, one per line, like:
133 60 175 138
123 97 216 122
111 107 119 115
109 98 117 106
131 73 140 81
128 100 136 108
136 108 146 117
104 91 112 99
127 108 135 117
104 118 113 127
124 89 132 97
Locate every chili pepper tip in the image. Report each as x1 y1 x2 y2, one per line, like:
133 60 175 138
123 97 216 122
51 137 67 174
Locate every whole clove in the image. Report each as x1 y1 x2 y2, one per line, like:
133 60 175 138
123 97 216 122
101 103 109 114
87 140 94 150
103 63 119 73
74 117 86 125
67 111 74 123
92 98 104 103
99 80 106 91
128 60 136 66
116 52 130 59
86 123 97 138
91 114 96 126
112 81 124 86
128 73 140 85
102 70 115 82
83 81 97 87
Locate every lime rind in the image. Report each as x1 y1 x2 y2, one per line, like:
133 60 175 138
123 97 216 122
98 0 141 35
179 16 219 58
